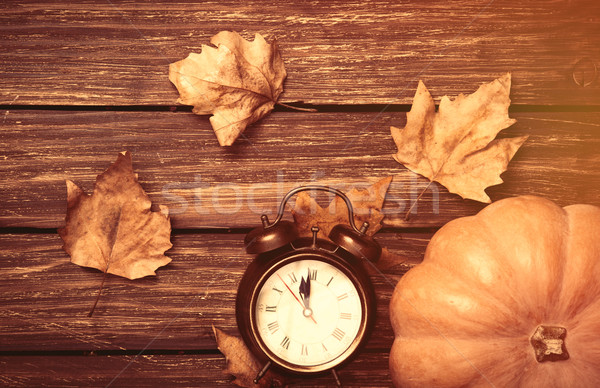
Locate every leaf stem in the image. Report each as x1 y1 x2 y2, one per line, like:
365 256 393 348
404 181 433 221
88 271 108 317
276 102 317 112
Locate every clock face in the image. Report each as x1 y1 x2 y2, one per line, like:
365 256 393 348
251 257 366 372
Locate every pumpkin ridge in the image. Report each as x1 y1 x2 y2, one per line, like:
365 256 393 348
421 215 538 333
554 204 600 320
475 196 571 324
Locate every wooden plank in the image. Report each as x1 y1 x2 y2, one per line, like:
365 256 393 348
1 111 599 229
0 354 229 387
0 352 393 387
0 232 426 352
1 0 599 106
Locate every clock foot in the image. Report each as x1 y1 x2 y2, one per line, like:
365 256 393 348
253 361 272 384
331 368 342 387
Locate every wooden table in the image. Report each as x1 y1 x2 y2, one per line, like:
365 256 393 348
1 1 599 386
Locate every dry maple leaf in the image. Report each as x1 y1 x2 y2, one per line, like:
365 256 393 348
169 31 286 146
391 73 528 204
213 326 285 388
291 177 393 239
59 152 172 280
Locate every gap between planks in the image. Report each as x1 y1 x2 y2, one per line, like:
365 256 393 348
2 104 600 113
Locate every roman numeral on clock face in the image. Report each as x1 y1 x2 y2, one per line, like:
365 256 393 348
265 305 277 312
301 344 308 356
280 336 290 349
288 272 297 284
332 328 345 341
267 321 279 333
340 312 352 320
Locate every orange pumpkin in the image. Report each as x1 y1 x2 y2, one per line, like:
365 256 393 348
390 196 600 387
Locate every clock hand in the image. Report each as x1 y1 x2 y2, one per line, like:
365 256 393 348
277 273 317 324
299 276 310 309
299 268 312 309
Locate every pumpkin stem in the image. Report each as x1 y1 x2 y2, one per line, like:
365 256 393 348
530 325 569 362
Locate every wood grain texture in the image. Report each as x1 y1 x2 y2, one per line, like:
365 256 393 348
0 354 228 387
0 232 425 352
0 352 393 387
1 111 599 229
1 0 599 106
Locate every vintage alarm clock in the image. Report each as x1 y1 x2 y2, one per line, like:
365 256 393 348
236 186 381 386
